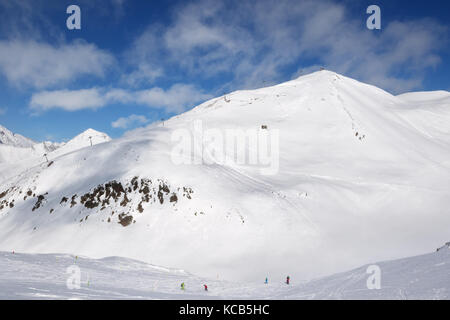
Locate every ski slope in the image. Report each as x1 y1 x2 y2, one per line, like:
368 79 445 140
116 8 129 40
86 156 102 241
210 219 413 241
0 128 110 183
1 246 448 299
0 70 449 283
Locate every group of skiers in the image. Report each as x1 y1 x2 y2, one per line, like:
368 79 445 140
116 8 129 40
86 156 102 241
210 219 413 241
180 276 290 291
265 276 290 285
180 283 208 291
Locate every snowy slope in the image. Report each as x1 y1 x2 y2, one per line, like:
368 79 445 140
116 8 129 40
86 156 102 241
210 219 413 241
49 128 111 158
0 127 110 165
0 128 110 183
395 91 450 151
0 141 60 164
0 125 35 148
1 245 448 299
0 71 449 283
281 244 450 300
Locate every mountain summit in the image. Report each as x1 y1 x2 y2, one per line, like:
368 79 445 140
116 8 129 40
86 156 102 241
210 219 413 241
53 128 111 155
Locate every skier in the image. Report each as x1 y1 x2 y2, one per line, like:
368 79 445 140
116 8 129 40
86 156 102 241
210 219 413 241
181 282 185 291
286 276 290 285
204 284 208 291
265 277 268 284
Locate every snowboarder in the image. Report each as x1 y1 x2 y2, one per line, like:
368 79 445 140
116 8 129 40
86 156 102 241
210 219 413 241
181 282 185 291
204 284 208 291
265 277 268 284
286 276 290 285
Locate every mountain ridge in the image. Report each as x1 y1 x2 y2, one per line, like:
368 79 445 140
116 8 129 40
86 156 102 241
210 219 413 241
0 125 36 148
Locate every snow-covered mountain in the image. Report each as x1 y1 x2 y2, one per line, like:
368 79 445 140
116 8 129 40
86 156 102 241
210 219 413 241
51 128 111 157
0 125 35 148
0 71 449 283
0 126 110 162
1 244 448 299
0 127 111 183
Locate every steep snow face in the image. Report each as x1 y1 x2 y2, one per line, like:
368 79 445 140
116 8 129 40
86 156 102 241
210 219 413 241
0 125 35 148
0 71 449 282
0 247 448 299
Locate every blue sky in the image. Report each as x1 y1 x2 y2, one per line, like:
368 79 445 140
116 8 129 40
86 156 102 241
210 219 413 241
0 0 448 142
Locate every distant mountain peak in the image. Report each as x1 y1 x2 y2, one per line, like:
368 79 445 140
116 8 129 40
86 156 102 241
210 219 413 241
78 128 107 137
0 125 111 168
0 124 35 148
62 128 111 151
71 128 110 141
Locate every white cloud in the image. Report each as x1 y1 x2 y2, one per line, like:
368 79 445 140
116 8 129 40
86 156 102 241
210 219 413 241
136 84 212 112
104 88 134 104
122 64 163 87
0 0 56 40
30 88 106 112
0 40 115 89
29 84 212 113
126 0 447 94
111 114 149 129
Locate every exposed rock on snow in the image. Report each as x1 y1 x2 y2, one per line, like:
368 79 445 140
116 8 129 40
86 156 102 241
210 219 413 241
0 176 195 228
437 242 450 252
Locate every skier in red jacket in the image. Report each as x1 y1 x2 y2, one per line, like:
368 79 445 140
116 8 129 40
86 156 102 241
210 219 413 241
204 284 208 291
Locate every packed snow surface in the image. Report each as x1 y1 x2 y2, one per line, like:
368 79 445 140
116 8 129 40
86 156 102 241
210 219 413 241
0 71 449 283
0 247 448 299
